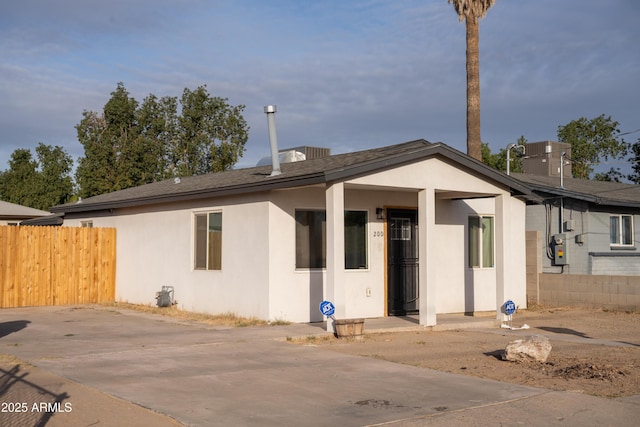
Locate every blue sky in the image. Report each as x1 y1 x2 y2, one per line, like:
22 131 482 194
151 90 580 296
1 0 639 172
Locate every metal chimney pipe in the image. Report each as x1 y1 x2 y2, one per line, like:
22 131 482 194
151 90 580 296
560 152 565 189
264 105 281 176
506 143 515 176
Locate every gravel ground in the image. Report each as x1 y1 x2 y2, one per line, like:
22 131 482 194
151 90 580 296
303 307 640 398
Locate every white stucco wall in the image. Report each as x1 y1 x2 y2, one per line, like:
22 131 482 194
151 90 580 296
506 196 527 309
347 157 527 315
63 155 527 323
267 187 326 323
433 197 526 313
267 187 417 322
66 194 272 319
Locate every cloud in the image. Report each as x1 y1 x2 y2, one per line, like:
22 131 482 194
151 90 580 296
0 0 638 173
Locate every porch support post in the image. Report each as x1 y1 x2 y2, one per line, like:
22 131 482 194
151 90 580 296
325 181 345 332
495 194 509 321
418 188 437 326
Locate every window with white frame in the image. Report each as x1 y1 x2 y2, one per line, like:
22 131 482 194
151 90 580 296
610 214 633 247
468 215 494 268
194 212 222 270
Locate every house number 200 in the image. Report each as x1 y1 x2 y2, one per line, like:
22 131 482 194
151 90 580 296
373 231 384 237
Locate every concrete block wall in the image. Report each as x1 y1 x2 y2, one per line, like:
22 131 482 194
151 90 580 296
527 230 640 312
538 273 640 312
526 230 541 304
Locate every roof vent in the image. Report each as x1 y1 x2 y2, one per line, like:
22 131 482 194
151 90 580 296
174 177 181 184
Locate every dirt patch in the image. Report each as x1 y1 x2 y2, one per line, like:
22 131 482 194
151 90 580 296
301 307 640 398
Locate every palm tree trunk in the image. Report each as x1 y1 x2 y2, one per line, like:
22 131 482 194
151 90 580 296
466 15 482 161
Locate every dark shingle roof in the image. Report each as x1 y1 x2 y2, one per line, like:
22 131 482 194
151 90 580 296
52 140 535 214
512 173 640 208
20 213 64 226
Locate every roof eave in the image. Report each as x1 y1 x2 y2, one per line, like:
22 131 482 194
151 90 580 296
522 183 640 208
422 144 540 201
325 143 540 203
19 214 65 226
52 171 327 214
52 141 542 214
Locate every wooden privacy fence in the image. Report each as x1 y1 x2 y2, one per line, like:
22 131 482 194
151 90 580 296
0 226 116 308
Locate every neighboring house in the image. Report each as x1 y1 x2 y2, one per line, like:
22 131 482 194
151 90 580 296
50 140 535 326
0 200 51 225
513 172 640 275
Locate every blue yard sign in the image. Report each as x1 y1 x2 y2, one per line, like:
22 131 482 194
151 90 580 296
319 300 335 317
504 300 516 316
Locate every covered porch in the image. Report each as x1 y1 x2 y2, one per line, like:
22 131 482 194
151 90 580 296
324 176 524 330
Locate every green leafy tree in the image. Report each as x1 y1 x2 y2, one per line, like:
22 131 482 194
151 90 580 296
0 144 74 210
628 138 640 184
76 83 140 198
448 0 496 161
34 143 75 208
594 168 626 183
481 136 526 174
136 94 179 181
481 142 501 170
0 149 39 207
557 114 627 179
174 86 249 176
75 110 110 198
76 83 249 198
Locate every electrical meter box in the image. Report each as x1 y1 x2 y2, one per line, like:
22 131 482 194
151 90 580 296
553 234 568 265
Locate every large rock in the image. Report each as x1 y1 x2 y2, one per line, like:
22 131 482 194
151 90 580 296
503 335 552 363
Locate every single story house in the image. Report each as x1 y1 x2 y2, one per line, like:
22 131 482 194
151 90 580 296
0 200 51 226
512 172 640 275
51 140 535 326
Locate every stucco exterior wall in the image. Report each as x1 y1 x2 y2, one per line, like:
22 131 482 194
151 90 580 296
63 155 528 323
247 155 526 322
268 187 417 322
434 198 499 313
65 194 272 319
347 157 527 314
506 196 528 308
268 186 327 323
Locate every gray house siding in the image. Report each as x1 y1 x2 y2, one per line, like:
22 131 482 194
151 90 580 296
526 200 640 276
590 255 640 275
588 208 640 275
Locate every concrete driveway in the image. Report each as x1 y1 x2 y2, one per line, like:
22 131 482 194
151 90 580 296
1 305 638 426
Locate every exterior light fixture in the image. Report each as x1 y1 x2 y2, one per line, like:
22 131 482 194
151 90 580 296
376 208 385 220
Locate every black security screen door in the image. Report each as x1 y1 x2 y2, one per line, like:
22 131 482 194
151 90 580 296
387 209 419 315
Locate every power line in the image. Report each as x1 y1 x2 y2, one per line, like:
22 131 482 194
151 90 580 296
620 128 640 136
